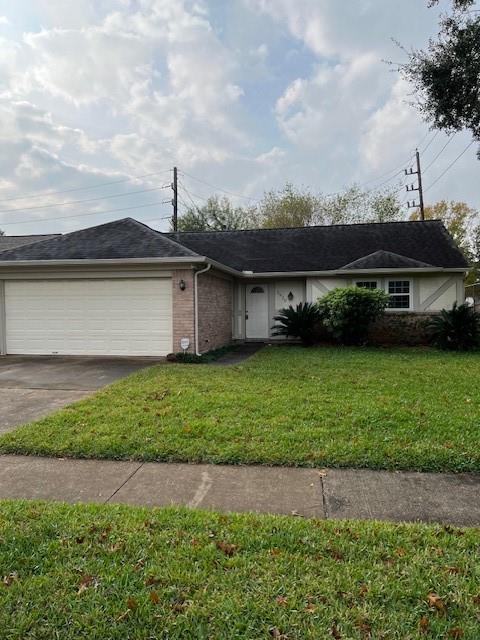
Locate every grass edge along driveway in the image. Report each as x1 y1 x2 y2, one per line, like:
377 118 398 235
0 500 479 639
0 346 479 472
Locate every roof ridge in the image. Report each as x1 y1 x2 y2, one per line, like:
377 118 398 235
129 219 200 257
166 219 444 235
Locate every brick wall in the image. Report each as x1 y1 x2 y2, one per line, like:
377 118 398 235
172 269 195 353
368 312 437 346
198 271 233 352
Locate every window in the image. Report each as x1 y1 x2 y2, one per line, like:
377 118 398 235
388 280 411 309
356 281 378 290
250 286 265 294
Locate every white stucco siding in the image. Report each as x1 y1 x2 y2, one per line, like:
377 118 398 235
306 278 349 303
418 274 464 311
274 280 305 311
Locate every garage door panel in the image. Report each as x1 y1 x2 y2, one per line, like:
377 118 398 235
5 279 172 356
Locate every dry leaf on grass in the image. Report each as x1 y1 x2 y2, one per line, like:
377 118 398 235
149 590 160 605
427 592 446 614
215 541 238 556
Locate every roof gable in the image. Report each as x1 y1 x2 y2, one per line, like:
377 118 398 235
0 218 198 261
340 250 433 270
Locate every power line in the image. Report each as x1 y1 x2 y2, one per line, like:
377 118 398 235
422 133 457 173
178 181 203 212
420 130 440 154
425 140 475 194
180 171 259 202
0 184 171 215
0 169 172 204
0 200 172 227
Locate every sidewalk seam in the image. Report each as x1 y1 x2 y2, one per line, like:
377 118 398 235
320 476 328 519
104 461 144 504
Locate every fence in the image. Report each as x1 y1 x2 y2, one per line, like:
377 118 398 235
465 281 480 312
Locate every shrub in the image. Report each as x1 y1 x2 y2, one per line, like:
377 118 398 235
318 287 389 345
272 302 322 346
429 302 480 351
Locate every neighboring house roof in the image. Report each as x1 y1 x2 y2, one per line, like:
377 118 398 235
0 217 468 273
0 234 59 253
0 218 197 261
168 220 468 272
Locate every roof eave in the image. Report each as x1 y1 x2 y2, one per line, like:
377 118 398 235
240 267 468 278
0 256 208 268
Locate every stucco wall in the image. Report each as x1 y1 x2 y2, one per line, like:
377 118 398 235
198 270 233 352
172 268 195 353
307 273 465 312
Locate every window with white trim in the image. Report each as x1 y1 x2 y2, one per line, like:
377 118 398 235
356 281 378 290
388 280 411 309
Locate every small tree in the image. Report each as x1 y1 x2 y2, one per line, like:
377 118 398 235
271 302 322 346
318 287 389 345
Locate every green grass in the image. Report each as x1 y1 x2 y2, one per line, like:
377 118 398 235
0 501 479 639
1 346 480 471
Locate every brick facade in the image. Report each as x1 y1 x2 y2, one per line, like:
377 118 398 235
368 312 437 346
172 269 195 353
198 271 233 352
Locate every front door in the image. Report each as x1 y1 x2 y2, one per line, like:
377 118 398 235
246 284 269 339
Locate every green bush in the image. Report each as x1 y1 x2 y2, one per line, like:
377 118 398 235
318 287 389 345
429 302 480 351
271 302 322 346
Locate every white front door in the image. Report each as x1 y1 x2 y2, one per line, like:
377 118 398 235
246 284 269 339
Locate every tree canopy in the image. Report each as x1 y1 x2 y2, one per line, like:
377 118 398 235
400 1 480 156
175 182 405 231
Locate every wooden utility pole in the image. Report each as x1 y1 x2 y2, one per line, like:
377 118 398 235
415 149 425 220
172 166 178 231
405 149 425 220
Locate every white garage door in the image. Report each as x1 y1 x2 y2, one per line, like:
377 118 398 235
5 278 172 356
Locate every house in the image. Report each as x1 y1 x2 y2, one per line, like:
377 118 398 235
0 218 468 356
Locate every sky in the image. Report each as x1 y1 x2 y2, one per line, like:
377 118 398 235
0 0 478 236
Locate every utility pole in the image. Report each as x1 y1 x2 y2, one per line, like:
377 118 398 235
172 166 178 231
405 149 425 220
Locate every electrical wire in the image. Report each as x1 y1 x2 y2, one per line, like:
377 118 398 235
425 140 475 194
422 133 457 173
0 184 171 215
0 200 172 227
180 171 259 202
0 169 172 204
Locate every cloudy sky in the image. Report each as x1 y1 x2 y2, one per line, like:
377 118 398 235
0 0 478 236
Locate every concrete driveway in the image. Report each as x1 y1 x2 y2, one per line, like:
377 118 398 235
0 355 164 434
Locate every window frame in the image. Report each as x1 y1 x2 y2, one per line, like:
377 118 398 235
355 280 379 290
386 278 413 311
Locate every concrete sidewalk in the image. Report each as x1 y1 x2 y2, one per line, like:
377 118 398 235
1 455 479 526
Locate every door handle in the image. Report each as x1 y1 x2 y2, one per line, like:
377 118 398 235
245 313 249 319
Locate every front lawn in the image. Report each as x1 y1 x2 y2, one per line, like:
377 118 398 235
1 346 479 471
0 501 479 639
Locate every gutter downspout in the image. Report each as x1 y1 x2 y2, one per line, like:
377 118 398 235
194 263 212 356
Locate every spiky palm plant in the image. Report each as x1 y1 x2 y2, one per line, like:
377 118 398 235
429 302 480 351
271 302 321 346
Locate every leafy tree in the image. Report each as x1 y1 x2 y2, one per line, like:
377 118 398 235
258 183 320 228
317 185 403 225
400 2 480 156
0 229 4 236
175 196 256 232
257 183 404 229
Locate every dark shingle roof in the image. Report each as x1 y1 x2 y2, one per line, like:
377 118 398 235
0 234 59 253
168 220 468 272
0 218 197 261
0 218 468 272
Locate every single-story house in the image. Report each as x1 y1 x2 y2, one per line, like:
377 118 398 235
0 217 469 356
